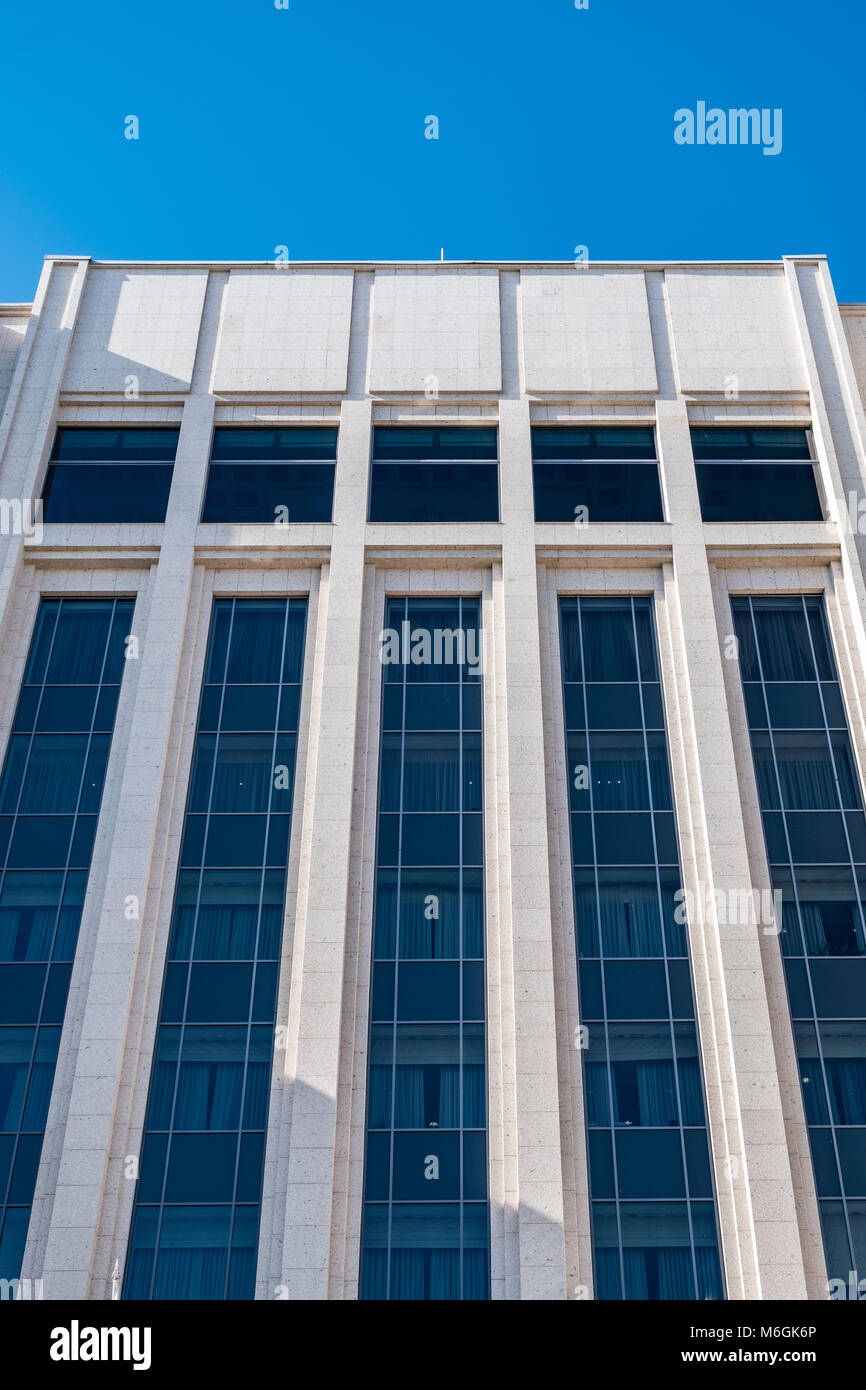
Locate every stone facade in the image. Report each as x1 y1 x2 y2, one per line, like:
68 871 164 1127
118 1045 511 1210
0 254 864 1299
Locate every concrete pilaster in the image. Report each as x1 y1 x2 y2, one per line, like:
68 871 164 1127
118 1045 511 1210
29 278 223 1298
270 396 371 1299
657 397 809 1298
497 394 568 1299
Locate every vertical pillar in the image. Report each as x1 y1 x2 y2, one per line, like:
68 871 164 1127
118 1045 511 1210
497 381 568 1298
31 276 223 1297
784 258 866 666
0 258 89 639
273 394 370 1299
657 395 809 1298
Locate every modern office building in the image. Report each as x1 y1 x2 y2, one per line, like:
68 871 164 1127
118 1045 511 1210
0 254 866 1300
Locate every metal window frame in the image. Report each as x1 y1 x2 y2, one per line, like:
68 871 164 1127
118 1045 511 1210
734 593 866 1278
359 595 491 1302
558 594 726 1302
124 596 307 1302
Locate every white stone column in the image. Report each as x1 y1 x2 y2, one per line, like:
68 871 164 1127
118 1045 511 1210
270 395 371 1299
656 397 809 1298
497 395 568 1299
785 258 866 666
0 258 89 639
30 277 223 1298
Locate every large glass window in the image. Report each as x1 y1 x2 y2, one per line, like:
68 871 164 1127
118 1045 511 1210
733 595 866 1284
0 597 134 1281
124 598 307 1300
532 428 663 523
369 429 499 523
559 596 724 1300
201 428 337 524
42 429 179 523
692 429 822 523
360 597 489 1299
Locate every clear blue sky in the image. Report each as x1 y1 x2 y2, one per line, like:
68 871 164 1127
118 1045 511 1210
1 0 863 302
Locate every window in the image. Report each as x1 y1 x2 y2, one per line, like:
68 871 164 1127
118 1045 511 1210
559 597 724 1300
532 428 663 523
201 428 338 524
369 429 499 523
733 595 866 1284
692 429 822 523
360 598 489 1300
0 598 133 1282
124 598 307 1300
42 429 178 523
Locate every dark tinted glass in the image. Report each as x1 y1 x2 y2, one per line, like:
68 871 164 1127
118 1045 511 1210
202 464 335 523
732 593 866 1284
210 428 338 461
203 430 338 523
43 429 179 523
0 598 133 1283
691 428 811 461
532 428 656 460
42 465 174 523
361 596 489 1300
52 428 180 462
125 598 307 1301
370 429 498 523
692 429 820 522
696 464 822 523
372 428 497 461
533 463 664 523
558 595 723 1300
531 429 662 523
369 464 499 523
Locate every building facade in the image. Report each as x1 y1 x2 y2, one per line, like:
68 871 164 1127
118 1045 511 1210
0 255 866 1300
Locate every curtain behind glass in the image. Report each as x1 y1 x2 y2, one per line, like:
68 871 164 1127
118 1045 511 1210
382 737 461 813
827 1060 866 1125
774 740 839 810
582 608 638 683
394 1067 425 1127
599 882 663 956
399 875 460 958
594 1247 621 1299
210 737 277 813
632 1061 678 1125
754 609 815 682
695 1245 723 1299
560 610 582 683
0 1035 31 1130
362 1248 388 1299
390 1250 426 1299
226 605 285 684
20 1036 59 1131
586 1061 610 1126
46 604 113 685
429 1249 460 1299
226 1245 256 1299
463 1248 488 1299
622 1248 650 1299
591 743 648 810
193 906 259 960
18 737 88 814
175 1061 244 1130
154 1248 227 1300
677 1059 704 1126
657 1246 694 1298
0 906 58 961
801 903 828 955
